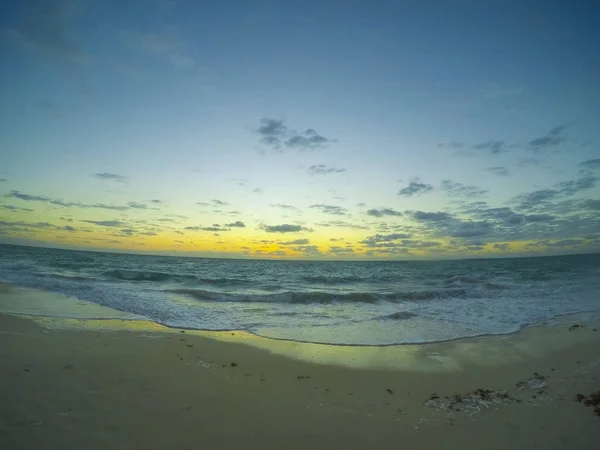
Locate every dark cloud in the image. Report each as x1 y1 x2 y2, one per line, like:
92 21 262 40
93 172 127 183
184 225 229 232
196 202 210 206
546 239 583 247
366 208 402 217
260 224 312 233
450 221 493 238
80 220 123 227
309 204 347 215
64 225 75 232
440 180 488 198
527 126 566 153
578 159 600 170
411 211 452 221
582 199 600 211
212 199 228 206
360 233 411 247
493 243 510 250
556 175 597 195
0 220 54 229
290 245 322 256
173 240 184 244
0 178 7 182
150 199 162 204
225 221 246 227
308 165 346 175
0 205 34 213
472 140 506 154
485 166 510 176
398 182 433 197
280 238 309 245
525 214 556 222
328 246 355 255
256 118 335 152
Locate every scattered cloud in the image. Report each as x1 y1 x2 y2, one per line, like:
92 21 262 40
315 221 370 230
578 159 600 171
556 176 597 196
438 141 466 149
256 118 336 152
450 221 493 238
271 204 300 211
225 221 246 227
260 224 313 233
212 199 228 205
4 190 147 211
527 126 567 153
280 238 309 245
123 27 195 70
485 166 510 176
440 180 488 198
309 204 347 215
308 165 346 175
93 172 127 183
81 220 123 227
398 181 433 197
519 157 541 167
0 205 34 213
472 140 506 154
410 211 452 221
366 208 403 218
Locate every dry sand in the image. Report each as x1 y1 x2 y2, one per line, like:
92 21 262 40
1 286 599 449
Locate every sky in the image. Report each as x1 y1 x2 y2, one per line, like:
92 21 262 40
0 0 599 260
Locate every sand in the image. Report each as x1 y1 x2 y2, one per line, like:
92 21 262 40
1 287 600 449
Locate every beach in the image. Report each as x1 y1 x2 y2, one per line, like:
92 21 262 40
1 287 599 449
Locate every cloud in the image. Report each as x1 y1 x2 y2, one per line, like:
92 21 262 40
253 188 263 194
256 118 336 152
260 224 312 233
123 27 195 69
212 199 228 206
309 204 347 215
440 180 488 198
127 202 148 209
315 221 370 230
150 199 163 204
485 166 510 176
546 239 583 247
93 172 127 183
578 159 600 170
328 246 355 255
556 175 597 195
411 211 452 221
360 233 411 247
527 126 566 153
81 220 123 227
366 208 403 218
525 214 555 222
184 225 229 232
270 204 299 211
4 0 89 62
582 199 600 211
280 238 309 245
225 221 246 227
0 205 34 213
450 221 493 238
472 140 506 154
398 182 433 197
519 157 541 167
0 220 55 230
4 190 144 211
308 165 346 175
493 243 510 250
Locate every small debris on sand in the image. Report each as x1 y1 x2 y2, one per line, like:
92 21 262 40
574 391 600 417
568 324 583 331
230 362 238 367
385 388 394 395
424 388 512 414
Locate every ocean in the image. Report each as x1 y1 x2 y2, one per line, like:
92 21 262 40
1 244 599 345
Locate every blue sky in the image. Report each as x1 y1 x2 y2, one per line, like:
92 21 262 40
0 0 599 259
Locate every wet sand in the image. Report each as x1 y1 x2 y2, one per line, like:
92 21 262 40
1 289 600 449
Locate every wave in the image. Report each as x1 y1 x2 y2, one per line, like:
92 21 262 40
167 288 470 304
301 275 365 284
103 270 173 282
379 311 418 320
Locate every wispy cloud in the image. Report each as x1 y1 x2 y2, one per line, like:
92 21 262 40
440 180 488 198
260 224 313 233
0 205 34 213
93 172 128 183
398 181 433 197
307 165 346 175
472 140 506 154
256 118 336 152
280 238 309 245
309 204 347 215
410 211 452 221
225 221 246 227
485 166 510 176
81 220 123 227
122 26 195 69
